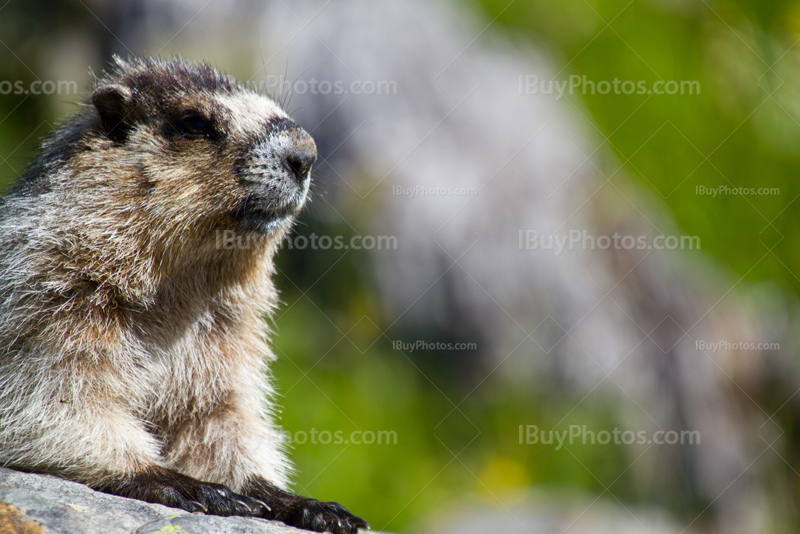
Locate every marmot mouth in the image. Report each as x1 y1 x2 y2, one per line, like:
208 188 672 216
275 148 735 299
234 200 299 235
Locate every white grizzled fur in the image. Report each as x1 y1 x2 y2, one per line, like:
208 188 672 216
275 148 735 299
0 57 301 492
217 93 289 136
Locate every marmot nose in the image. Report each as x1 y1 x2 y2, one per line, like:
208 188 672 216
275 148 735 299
282 143 316 184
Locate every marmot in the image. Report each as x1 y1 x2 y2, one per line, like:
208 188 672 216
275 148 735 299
0 56 368 534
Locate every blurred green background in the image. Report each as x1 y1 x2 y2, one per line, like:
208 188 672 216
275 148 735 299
1 0 799 532
273 0 800 530
270 0 800 529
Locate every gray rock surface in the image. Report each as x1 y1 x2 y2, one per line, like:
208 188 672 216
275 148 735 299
0 467 309 534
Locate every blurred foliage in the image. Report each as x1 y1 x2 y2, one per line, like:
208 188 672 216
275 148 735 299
477 0 800 296
274 0 800 530
271 215 667 530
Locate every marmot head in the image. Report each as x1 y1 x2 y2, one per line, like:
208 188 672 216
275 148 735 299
6 57 317 301
88 56 315 240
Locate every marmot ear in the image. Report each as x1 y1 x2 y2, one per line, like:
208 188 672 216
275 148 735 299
92 84 133 141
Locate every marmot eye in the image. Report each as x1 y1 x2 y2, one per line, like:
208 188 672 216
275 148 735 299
180 115 210 137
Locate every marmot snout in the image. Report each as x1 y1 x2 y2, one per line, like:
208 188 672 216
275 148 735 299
233 118 317 235
0 56 367 534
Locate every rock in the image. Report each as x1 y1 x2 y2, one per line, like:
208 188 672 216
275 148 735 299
0 467 308 534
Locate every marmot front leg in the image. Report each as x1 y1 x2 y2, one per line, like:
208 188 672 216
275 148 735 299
163 398 369 533
95 467 270 517
243 477 370 534
0 389 266 517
